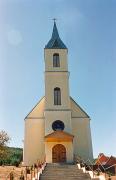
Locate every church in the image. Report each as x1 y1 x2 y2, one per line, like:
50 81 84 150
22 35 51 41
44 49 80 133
23 22 93 166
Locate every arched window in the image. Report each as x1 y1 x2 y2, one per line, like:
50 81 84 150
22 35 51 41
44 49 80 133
54 87 61 105
53 53 60 67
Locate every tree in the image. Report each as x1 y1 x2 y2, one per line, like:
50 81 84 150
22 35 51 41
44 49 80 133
0 130 10 146
0 130 10 160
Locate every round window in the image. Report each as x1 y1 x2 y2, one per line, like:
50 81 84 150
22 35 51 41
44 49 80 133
52 120 65 131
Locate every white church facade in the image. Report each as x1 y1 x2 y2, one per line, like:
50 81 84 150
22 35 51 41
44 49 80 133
23 22 93 166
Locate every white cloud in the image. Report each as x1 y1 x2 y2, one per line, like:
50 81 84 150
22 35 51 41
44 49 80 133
7 29 23 46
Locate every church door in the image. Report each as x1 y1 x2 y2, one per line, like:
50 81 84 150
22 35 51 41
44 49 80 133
52 144 66 163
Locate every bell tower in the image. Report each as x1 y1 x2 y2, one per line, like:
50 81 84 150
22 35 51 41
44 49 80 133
44 21 72 135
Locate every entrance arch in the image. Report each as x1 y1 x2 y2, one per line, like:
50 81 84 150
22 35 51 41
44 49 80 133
52 144 66 163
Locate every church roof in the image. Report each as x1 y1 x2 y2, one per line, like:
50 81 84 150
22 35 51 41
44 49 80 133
70 97 90 118
45 21 67 49
25 96 90 120
45 130 74 142
105 156 116 166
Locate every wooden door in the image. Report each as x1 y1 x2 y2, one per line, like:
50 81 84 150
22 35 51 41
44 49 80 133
52 144 66 163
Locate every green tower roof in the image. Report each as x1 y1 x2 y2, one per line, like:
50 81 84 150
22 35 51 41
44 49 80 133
45 22 67 49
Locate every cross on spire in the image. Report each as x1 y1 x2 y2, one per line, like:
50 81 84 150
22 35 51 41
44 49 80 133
52 18 57 23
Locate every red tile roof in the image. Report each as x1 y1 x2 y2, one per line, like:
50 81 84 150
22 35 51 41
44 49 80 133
95 153 109 165
95 153 116 166
105 156 116 166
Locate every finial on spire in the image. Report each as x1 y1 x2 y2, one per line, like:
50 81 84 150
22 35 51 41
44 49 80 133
52 18 57 23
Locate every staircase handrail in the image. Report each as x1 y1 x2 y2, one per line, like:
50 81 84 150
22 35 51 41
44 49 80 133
76 156 102 177
97 158 106 171
76 155 116 177
5 157 46 180
105 163 116 170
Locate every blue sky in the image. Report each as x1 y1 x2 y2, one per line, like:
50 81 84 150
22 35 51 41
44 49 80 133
0 0 116 158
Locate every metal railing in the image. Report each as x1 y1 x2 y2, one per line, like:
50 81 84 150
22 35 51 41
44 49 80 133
5 169 25 180
75 156 116 179
5 159 46 180
75 156 100 178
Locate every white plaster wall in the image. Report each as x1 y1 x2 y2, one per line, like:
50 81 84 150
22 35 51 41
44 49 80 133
26 97 45 118
45 72 70 110
24 118 45 166
44 49 68 71
70 97 89 118
45 142 73 163
72 118 93 161
44 111 72 135
44 49 70 110
70 97 93 160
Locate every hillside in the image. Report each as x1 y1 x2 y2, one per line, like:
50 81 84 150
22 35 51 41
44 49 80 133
0 147 23 166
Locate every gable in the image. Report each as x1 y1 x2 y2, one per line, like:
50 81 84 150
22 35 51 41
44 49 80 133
70 97 90 118
95 154 109 165
25 96 89 119
25 97 45 119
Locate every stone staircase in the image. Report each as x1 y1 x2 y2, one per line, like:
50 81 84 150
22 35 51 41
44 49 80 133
40 163 92 180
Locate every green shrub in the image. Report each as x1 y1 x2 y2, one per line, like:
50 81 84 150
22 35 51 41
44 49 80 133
0 147 23 166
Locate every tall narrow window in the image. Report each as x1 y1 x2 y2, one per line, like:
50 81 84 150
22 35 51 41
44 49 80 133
53 53 60 67
54 87 61 105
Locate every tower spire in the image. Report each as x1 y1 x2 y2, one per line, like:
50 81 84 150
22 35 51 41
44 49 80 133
52 18 57 23
52 20 59 39
45 21 67 49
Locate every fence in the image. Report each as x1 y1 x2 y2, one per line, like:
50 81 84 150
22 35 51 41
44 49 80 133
75 156 116 179
5 160 46 180
5 156 116 179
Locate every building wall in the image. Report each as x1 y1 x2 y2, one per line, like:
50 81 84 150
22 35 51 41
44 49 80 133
72 118 93 161
23 98 45 166
45 72 70 110
44 49 68 72
26 97 45 118
24 118 45 165
44 110 72 135
71 98 93 161
45 142 73 163
44 49 70 110
24 97 93 165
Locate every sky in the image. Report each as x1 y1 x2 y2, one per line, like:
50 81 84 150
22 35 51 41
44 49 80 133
0 0 116 158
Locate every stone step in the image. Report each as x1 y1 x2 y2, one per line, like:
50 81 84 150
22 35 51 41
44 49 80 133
40 163 91 180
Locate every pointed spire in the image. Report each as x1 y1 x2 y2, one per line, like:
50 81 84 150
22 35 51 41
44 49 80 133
51 21 59 39
45 21 67 49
